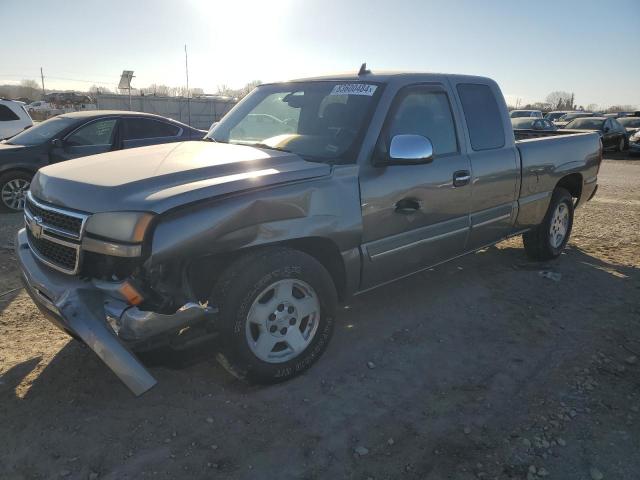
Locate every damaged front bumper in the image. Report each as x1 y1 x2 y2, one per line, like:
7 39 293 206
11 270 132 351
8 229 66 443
15 228 216 396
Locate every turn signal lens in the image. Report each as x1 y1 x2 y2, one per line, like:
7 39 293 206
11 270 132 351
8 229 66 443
119 281 144 306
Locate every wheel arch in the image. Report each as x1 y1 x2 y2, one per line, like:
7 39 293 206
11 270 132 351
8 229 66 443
555 172 583 203
0 166 37 178
184 236 350 303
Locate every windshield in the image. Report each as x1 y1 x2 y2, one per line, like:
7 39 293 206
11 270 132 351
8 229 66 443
511 118 534 128
6 116 76 146
565 118 604 130
619 118 640 128
559 113 591 122
545 112 568 121
206 81 382 162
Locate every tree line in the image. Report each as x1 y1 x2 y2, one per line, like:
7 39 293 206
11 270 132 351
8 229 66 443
511 90 636 113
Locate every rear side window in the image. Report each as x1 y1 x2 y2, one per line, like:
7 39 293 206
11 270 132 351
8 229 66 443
0 105 20 121
457 84 505 151
123 118 180 140
387 88 458 156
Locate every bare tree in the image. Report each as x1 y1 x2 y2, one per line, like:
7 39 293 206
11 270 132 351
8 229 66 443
89 85 113 95
20 79 40 89
546 91 575 110
217 80 262 99
140 84 172 96
605 104 636 113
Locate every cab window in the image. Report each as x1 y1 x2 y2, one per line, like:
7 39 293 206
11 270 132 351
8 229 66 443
385 87 458 156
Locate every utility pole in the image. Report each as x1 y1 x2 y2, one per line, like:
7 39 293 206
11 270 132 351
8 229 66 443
185 44 191 128
40 67 46 98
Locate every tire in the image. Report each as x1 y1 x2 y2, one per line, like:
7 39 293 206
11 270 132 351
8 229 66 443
522 187 574 261
615 137 625 152
0 170 32 213
210 247 337 384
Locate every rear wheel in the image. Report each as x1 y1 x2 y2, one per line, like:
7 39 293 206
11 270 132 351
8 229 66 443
522 187 574 261
210 247 337 383
0 171 32 212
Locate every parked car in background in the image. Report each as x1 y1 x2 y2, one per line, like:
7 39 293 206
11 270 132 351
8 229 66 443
564 117 627 151
509 109 543 118
0 110 206 211
16 71 601 395
555 112 594 128
511 117 557 131
618 116 640 135
26 100 53 112
603 112 634 119
628 130 640 155
544 110 574 122
0 99 34 140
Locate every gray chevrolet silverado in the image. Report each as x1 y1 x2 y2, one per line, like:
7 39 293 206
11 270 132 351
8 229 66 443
16 71 602 395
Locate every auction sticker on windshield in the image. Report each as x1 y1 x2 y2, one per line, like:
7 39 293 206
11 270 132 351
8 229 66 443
330 84 377 96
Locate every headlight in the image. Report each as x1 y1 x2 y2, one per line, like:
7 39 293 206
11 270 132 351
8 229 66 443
85 211 155 243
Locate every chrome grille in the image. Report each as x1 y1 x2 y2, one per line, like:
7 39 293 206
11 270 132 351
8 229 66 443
27 229 78 272
24 192 89 274
25 196 83 238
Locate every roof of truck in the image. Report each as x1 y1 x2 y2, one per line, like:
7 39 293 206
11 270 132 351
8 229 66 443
280 71 494 85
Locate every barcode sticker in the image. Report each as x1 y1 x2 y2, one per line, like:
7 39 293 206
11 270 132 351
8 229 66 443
330 84 377 96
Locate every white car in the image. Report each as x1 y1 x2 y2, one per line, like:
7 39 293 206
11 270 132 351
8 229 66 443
510 109 543 119
26 100 52 112
0 99 34 140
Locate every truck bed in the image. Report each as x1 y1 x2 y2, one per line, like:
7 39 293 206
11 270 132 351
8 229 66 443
514 131 602 228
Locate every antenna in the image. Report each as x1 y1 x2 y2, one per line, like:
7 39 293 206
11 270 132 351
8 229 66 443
358 62 370 76
185 44 191 129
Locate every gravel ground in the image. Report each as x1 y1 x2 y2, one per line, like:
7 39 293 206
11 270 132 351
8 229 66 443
1 155 639 480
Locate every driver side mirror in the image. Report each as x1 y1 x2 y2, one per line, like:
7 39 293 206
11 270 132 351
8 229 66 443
382 134 434 166
51 138 64 148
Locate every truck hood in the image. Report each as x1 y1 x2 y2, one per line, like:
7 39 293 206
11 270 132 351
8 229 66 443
30 141 331 214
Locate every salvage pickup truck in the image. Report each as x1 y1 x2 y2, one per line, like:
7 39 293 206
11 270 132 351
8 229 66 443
16 71 602 395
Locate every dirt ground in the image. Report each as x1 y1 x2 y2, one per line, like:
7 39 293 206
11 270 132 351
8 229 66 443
1 155 639 480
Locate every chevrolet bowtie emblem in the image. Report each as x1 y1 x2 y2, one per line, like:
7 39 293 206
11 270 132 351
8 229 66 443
29 215 44 239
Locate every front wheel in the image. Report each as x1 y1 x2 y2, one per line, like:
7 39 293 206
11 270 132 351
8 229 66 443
210 247 337 384
615 137 625 152
0 170 32 212
522 187 574 261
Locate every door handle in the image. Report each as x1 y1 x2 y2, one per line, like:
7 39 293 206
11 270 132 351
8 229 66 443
395 198 421 214
453 170 471 187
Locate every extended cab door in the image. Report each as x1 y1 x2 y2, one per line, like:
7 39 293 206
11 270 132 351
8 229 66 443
358 83 472 289
50 117 119 162
454 83 519 249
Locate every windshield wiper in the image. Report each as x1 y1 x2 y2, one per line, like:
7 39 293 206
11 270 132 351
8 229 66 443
247 143 292 153
204 138 290 153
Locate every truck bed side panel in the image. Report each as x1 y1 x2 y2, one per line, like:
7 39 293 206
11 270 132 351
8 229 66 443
515 133 601 228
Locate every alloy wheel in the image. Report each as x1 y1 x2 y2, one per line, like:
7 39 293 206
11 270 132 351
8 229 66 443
1 178 30 211
245 279 320 363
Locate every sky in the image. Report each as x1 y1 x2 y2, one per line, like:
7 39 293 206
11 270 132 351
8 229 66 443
1 0 639 108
